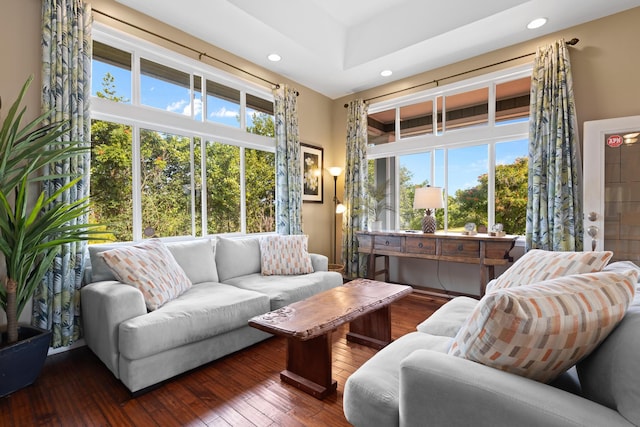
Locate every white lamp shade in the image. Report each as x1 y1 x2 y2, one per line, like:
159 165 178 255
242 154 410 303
413 186 444 210
328 167 342 177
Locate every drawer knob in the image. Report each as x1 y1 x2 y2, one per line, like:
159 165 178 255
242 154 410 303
385 240 390 246
458 244 463 251
418 243 424 248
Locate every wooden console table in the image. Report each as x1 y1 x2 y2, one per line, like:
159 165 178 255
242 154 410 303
356 231 517 296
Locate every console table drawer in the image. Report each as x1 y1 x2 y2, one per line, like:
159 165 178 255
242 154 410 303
484 241 515 259
374 236 402 252
358 234 373 252
441 240 480 258
405 237 436 255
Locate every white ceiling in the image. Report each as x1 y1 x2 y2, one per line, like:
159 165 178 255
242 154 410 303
115 0 640 99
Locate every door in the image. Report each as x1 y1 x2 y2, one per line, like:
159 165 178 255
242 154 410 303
583 115 640 263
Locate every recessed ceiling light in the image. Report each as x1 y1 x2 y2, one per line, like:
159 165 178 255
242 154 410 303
527 17 547 29
267 53 281 62
380 70 393 77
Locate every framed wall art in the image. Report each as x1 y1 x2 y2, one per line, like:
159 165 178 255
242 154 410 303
301 143 323 203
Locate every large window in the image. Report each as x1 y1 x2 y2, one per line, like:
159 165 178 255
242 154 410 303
367 68 531 236
90 25 275 242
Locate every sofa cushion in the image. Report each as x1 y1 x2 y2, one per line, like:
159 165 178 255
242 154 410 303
215 237 262 282
577 288 640 426
166 238 218 284
223 271 343 310
449 270 637 383
99 239 192 311
259 235 314 275
343 332 452 427
89 242 132 282
416 296 478 337
487 249 613 292
118 282 270 360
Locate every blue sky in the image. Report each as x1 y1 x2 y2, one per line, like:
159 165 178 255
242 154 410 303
93 60 527 194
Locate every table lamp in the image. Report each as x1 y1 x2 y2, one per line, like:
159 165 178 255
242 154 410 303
413 186 444 233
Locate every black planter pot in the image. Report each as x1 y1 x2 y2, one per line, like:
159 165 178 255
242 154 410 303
0 324 51 398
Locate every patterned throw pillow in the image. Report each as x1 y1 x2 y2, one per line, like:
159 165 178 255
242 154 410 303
259 235 314 275
449 270 637 383
487 249 613 292
99 239 192 311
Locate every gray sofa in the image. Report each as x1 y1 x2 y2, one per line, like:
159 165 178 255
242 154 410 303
344 262 640 427
81 236 343 393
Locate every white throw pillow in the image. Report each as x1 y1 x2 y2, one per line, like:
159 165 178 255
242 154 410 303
99 239 192 311
259 235 314 275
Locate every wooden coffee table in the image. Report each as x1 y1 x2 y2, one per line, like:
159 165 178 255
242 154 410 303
248 278 412 399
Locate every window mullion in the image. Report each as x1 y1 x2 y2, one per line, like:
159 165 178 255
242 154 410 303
488 83 496 125
190 137 196 236
443 149 449 232
131 125 142 241
488 143 496 229
200 138 208 235
240 91 247 130
131 51 141 106
240 147 246 233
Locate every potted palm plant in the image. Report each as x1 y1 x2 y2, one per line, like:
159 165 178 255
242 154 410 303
0 76 102 396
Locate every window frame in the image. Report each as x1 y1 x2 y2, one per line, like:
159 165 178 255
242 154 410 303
367 64 532 233
91 23 276 241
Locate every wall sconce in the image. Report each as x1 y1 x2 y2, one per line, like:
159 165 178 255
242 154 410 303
413 186 444 233
329 167 346 264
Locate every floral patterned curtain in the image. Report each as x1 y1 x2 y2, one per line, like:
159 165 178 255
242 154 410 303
34 0 92 348
342 100 369 278
273 84 302 235
526 39 583 251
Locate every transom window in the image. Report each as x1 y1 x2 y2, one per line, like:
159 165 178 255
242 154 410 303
367 66 531 236
90 24 275 242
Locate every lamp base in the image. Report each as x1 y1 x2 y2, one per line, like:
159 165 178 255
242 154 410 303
422 212 436 233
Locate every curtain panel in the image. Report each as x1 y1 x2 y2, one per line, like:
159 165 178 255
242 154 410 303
342 100 369 278
526 39 583 251
35 0 92 347
273 85 303 235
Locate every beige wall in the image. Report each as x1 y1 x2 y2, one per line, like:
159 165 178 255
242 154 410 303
1 0 42 124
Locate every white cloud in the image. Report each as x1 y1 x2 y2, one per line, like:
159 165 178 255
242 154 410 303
210 107 238 119
165 99 203 117
166 99 188 113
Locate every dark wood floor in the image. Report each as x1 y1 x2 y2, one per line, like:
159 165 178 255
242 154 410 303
0 294 445 427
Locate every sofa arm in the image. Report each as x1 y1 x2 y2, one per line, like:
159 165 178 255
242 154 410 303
310 253 328 271
399 350 633 427
81 281 147 378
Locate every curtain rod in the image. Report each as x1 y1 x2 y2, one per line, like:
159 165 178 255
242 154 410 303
93 9 297 94
344 38 579 107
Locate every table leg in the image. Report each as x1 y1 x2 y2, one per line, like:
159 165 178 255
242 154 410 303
281 333 337 399
347 305 392 350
